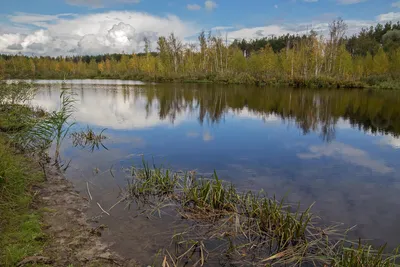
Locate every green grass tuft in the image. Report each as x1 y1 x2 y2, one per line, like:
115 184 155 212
124 162 400 266
0 135 45 266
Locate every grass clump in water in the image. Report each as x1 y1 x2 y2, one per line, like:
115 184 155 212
121 162 400 266
182 171 238 212
71 126 108 152
330 241 400 267
128 160 178 199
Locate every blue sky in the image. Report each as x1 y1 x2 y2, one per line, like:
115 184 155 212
0 0 398 55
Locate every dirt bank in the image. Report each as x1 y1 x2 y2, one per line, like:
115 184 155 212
30 164 139 267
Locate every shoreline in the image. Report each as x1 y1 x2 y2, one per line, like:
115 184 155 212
38 163 138 267
4 76 400 90
0 134 137 266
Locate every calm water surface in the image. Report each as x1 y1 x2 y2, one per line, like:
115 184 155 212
31 80 400 263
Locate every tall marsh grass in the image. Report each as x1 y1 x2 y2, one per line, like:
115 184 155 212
121 162 400 266
14 90 76 163
0 81 37 106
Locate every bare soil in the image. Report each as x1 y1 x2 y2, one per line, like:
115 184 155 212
30 164 140 267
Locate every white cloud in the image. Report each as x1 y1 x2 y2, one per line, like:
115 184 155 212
205 1 217 11
297 142 393 174
0 11 197 55
8 12 76 26
66 0 140 8
380 135 400 149
229 107 280 122
377 12 400 22
337 0 366 4
274 4 278 8
187 4 201 10
30 80 189 130
7 43 23 50
0 24 31 35
218 18 374 41
393 1 400 8
66 0 104 8
211 26 234 31
224 25 295 40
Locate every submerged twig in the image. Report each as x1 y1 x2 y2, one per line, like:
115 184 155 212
97 202 110 216
107 197 126 212
86 182 93 201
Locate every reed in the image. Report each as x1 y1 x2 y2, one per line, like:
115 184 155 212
0 81 37 106
14 90 76 164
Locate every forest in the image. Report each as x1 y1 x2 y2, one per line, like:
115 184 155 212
1 20 400 89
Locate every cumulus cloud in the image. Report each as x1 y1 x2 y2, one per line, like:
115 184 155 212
0 11 197 55
297 142 393 174
76 22 136 54
225 25 294 40
230 107 280 122
377 12 400 22
205 1 217 10
67 0 104 8
393 1 400 8
66 0 140 8
187 4 201 10
7 43 23 50
379 135 400 149
27 42 45 51
211 26 234 31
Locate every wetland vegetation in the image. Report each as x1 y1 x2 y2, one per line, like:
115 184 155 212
111 161 400 266
1 81 400 266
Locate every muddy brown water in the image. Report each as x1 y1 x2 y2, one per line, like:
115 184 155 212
28 79 400 264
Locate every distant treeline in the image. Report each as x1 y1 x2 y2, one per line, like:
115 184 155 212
1 20 400 89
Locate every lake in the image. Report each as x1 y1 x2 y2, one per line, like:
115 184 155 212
30 79 400 264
